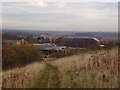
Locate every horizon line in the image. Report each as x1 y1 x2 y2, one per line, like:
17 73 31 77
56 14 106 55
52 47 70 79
2 28 119 33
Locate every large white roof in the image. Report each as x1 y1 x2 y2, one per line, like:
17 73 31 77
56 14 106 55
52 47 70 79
92 38 99 42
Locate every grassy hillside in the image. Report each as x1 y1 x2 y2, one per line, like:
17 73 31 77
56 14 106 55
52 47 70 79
2 47 118 88
2 62 45 88
51 47 118 88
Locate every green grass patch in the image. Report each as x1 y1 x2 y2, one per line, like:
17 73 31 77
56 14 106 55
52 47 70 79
32 63 61 88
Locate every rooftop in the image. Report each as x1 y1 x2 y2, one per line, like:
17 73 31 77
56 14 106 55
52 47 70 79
57 37 100 42
32 43 66 51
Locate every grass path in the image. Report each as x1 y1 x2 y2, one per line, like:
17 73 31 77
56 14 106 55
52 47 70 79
33 62 61 88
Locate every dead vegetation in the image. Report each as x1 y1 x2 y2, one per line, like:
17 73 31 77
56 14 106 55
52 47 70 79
51 47 118 88
2 62 45 88
2 47 118 88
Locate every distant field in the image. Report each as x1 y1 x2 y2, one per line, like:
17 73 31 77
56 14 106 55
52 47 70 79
2 47 118 88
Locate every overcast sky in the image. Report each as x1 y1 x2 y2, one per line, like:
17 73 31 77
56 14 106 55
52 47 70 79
1 0 119 32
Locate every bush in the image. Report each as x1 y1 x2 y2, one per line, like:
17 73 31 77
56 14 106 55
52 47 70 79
2 44 43 70
104 40 117 49
50 51 65 58
2 44 18 69
50 48 84 58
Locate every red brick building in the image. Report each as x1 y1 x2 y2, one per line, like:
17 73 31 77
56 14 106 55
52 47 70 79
55 37 100 48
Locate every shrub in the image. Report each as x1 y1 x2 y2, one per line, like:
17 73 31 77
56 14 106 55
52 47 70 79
50 51 65 58
104 40 117 49
2 44 18 69
14 44 43 64
50 48 83 58
2 44 43 70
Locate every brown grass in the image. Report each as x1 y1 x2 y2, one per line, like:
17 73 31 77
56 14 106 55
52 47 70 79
2 47 118 88
2 62 45 88
51 47 118 88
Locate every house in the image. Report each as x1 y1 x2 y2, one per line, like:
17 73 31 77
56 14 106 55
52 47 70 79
55 37 100 48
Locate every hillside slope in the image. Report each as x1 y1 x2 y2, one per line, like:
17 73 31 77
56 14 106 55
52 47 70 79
2 47 118 88
51 47 118 88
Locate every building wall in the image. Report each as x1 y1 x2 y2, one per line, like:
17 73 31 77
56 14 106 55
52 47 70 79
55 37 99 48
55 37 66 46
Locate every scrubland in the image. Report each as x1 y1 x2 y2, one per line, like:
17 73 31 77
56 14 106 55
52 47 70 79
2 47 118 88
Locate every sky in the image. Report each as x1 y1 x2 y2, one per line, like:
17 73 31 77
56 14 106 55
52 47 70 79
1 0 119 32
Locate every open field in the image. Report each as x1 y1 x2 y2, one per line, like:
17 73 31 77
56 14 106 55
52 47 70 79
2 47 118 88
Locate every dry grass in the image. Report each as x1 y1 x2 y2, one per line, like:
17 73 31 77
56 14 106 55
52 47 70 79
2 47 118 88
2 62 45 88
51 47 118 88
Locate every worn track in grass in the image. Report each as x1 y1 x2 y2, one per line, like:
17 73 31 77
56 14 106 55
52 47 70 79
33 62 61 88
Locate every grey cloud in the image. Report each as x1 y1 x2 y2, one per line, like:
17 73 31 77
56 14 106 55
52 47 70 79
2 2 118 32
